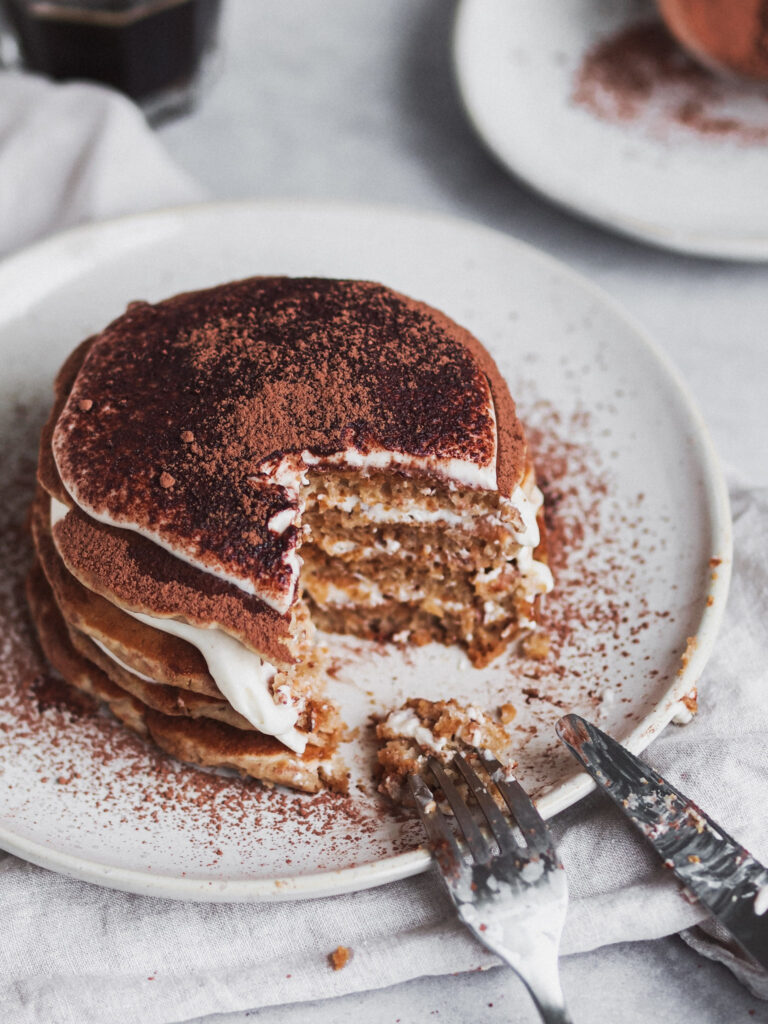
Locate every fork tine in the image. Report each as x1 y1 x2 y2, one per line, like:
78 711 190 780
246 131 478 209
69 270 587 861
428 757 492 863
478 753 554 858
407 773 465 878
452 753 522 856
410 764 572 1024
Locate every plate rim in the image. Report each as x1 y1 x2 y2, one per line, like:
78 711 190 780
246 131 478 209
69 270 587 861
453 0 768 263
0 198 733 900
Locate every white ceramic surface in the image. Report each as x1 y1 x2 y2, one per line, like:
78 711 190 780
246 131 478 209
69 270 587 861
0 201 731 900
454 0 768 260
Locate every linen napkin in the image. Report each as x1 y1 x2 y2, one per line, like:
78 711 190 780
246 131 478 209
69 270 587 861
0 72 203 256
2 70 767 1024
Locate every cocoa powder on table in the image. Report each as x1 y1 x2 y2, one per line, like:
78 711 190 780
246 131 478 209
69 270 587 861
573 19 768 144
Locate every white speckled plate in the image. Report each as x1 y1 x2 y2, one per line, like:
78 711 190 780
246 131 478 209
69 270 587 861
0 201 730 900
454 0 768 260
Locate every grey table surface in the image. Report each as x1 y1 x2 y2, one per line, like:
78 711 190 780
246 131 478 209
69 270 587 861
158 2 768 1021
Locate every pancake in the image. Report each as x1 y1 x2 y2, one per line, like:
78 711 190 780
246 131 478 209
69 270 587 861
26 561 149 736
30 487 218 697
30 487 338 744
376 698 513 805
29 276 553 793
27 564 345 793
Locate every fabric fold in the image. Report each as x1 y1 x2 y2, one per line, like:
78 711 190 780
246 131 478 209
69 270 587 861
0 72 204 257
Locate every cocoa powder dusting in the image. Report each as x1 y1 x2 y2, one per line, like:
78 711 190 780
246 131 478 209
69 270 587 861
489 380 684 772
573 20 768 144
51 278 527 615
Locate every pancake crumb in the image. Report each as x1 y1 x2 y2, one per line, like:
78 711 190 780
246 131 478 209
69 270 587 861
376 698 511 804
159 472 175 489
499 702 517 725
678 635 697 676
521 631 550 661
329 945 352 971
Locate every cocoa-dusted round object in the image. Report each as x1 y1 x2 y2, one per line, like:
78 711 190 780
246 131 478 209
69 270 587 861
657 0 768 81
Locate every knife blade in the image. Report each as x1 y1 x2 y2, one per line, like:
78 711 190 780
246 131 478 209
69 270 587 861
556 713 768 970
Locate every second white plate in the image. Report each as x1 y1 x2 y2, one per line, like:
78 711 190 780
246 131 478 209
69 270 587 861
455 0 768 260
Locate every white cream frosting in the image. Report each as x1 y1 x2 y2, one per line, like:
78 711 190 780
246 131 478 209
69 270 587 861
515 544 555 595
312 481 542 548
384 707 447 752
301 445 496 492
125 610 306 754
50 497 307 754
506 484 543 548
50 496 70 527
89 636 157 684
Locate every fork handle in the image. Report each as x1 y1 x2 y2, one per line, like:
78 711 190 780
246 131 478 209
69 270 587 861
520 965 574 1024
527 992 573 1024
492 949 573 1024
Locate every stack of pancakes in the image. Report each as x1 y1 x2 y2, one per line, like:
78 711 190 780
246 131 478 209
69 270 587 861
28 277 552 793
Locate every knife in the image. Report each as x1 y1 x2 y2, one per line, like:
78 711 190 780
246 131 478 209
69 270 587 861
556 713 768 969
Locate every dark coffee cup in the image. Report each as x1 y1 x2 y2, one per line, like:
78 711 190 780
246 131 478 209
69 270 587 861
0 0 223 121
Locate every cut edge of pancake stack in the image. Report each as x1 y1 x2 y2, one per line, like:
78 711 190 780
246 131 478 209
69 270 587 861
28 277 553 795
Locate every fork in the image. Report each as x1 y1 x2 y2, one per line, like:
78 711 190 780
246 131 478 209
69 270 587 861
408 753 573 1024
